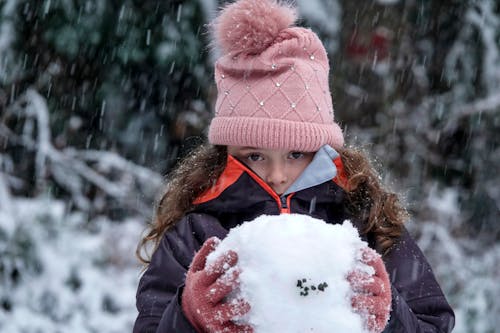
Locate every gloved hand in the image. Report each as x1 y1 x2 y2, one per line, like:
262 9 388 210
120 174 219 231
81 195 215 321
182 237 252 333
348 247 391 333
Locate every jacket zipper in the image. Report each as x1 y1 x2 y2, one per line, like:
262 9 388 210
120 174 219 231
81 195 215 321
281 196 287 209
280 194 293 214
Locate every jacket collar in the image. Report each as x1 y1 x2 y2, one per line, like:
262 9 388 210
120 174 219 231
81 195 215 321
283 145 340 196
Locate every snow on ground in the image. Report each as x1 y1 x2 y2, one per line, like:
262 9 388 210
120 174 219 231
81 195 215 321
0 196 142 333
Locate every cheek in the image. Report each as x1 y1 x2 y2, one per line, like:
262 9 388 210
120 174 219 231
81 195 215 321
289 161 310 180
248 163 267 179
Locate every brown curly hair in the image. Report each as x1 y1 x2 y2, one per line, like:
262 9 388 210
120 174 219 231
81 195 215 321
136 143 407 264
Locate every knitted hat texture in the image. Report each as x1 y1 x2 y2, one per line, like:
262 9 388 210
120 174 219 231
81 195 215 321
208 0 344 151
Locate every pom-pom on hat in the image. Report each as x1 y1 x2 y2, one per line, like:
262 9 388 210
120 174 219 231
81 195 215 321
208 0 344 151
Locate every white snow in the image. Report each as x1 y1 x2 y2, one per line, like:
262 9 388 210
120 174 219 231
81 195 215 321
0 196 142 333
206 214 374 333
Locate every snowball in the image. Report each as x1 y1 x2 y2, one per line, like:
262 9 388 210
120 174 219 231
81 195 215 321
206 214 373 333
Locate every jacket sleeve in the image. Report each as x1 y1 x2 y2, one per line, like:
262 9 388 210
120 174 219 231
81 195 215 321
382 228 455 333
133 213 228 333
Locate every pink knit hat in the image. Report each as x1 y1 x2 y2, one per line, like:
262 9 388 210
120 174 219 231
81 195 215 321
208 0 344 151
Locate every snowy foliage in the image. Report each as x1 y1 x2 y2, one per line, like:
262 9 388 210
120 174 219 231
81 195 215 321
0 174 141 332
2 89 163 217
412 186 500 333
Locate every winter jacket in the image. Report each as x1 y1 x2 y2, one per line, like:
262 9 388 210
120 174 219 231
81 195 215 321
133 145 455 333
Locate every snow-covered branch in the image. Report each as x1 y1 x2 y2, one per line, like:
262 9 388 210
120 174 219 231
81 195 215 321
467 0 500 95
0 171 16 236
3 89 163 217
452 92 500 119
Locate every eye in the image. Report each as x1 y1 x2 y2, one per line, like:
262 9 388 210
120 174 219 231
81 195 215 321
247 153 264 162
289 152 304 159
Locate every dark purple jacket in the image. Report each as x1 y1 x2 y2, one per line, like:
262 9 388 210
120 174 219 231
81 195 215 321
134 151 455 333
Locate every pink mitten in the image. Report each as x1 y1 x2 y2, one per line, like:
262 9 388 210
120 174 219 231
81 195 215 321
182 237 252 333
348 247 391 333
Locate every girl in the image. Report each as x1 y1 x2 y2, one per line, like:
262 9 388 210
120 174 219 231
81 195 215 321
133 0 455 332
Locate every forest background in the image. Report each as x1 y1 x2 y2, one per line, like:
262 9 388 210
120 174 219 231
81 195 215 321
0 0 499 332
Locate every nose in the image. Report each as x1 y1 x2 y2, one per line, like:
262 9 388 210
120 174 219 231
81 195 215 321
266 162 288 189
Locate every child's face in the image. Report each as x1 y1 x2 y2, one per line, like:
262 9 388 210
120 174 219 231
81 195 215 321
227 146 314 195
